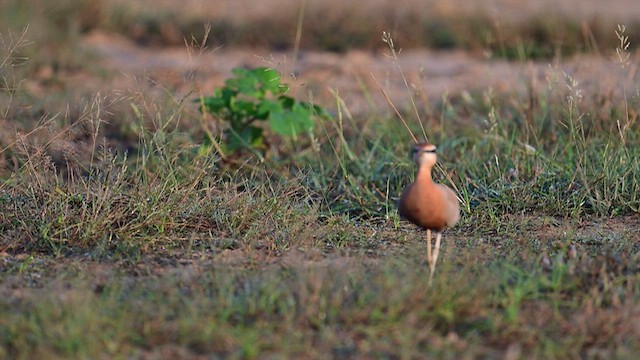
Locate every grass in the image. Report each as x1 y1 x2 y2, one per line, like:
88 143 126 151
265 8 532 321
1 0 639 63
2 240 639 359
1 1 640 358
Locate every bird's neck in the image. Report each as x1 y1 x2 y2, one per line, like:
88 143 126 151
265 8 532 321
416 166 434 183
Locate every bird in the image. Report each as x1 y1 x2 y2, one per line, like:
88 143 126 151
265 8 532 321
398 142 460 282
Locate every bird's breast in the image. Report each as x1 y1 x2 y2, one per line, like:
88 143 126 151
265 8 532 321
398 182 450 231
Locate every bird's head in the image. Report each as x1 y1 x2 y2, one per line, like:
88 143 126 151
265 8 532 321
410 142 438 168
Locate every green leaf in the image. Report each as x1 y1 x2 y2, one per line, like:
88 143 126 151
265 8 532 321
230 98 257 118
256 100 282 120
277 96 331 119
201 96 226 114
231 68 250 76
197 66 331 153
201 88 236 114
252 67 284 95
220 88 235 104
278 95 296 110
235 76 260 97
269 103 314 136
225 126 264 152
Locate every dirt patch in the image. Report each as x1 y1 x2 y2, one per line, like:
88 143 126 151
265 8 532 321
79 31 638 118
107 0 640 23
1 214 636 286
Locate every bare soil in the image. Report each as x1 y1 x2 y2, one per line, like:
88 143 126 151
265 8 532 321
78 31 638 118
2 213 637 292
109 0 640 27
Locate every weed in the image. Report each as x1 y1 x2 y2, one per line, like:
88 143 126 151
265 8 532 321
198 67 330 156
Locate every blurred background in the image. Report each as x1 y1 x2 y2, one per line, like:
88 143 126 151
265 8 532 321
1 0 639 173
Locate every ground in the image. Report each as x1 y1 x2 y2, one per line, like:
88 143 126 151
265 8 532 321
1 0 640 358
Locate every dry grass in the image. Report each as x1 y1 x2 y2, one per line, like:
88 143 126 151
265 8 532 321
1 1 640 358
3 0 640 58
98 0 640 56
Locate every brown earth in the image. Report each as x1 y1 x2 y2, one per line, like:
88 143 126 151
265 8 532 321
78 30 638 118
109 0 640 27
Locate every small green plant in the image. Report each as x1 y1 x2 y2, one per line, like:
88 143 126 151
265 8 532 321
198 67 330 153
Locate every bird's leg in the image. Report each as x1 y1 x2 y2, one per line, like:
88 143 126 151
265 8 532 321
426 229 436 284
431 232 442 276
426 229 432 268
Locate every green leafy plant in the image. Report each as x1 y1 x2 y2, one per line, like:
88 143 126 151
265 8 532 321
198 67 330 153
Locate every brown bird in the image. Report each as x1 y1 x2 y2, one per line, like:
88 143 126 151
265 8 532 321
398 143 460 281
